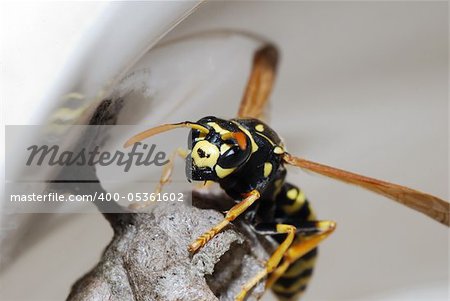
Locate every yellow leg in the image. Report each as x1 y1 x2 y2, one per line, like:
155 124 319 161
129 148 188 210
236 224 296 301
188 190 260 253
154 148 188 194
266 220 336 289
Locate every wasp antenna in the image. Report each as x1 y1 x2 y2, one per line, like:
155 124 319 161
124 122 209 148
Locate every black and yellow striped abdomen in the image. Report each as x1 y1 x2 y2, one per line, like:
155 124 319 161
272 183 318 300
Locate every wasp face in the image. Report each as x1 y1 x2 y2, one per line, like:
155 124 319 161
186 117 251 182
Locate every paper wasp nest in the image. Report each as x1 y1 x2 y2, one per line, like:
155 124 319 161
67 191 272 301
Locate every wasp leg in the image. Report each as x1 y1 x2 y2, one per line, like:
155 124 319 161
253 220 325 237
129 148 188 210
236 223 296 301
188 189 260 253
266 220 336 289
154 148 188 194
237 44 278 120
235 221 327 301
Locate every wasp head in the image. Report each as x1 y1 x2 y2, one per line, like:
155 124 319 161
186 116 251 182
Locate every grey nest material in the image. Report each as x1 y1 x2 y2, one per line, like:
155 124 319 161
67 191 273 301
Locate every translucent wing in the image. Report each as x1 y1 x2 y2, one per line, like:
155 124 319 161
97 30 272 193
283 153 450 226
237 44 278 120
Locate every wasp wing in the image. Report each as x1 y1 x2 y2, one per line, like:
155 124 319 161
237 44 278 120
283 153 449 226
99 30 272 199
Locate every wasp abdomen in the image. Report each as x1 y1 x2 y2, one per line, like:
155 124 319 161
272 183 318 300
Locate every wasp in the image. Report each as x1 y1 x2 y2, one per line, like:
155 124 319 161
125 44 449 301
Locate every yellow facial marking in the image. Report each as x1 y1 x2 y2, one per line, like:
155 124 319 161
191 140 219 168
264 162 273 177
273 146 285 154
287 188 298 200
255 124 264 132
207 122 229 135
195 131 207 141
215 165 235 178
220 143 231 155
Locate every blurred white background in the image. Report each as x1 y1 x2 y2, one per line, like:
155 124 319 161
1 1 448 301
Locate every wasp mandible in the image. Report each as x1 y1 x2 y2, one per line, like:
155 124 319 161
125 44 449 301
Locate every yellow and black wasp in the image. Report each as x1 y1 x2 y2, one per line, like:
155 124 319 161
125 45 449 301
